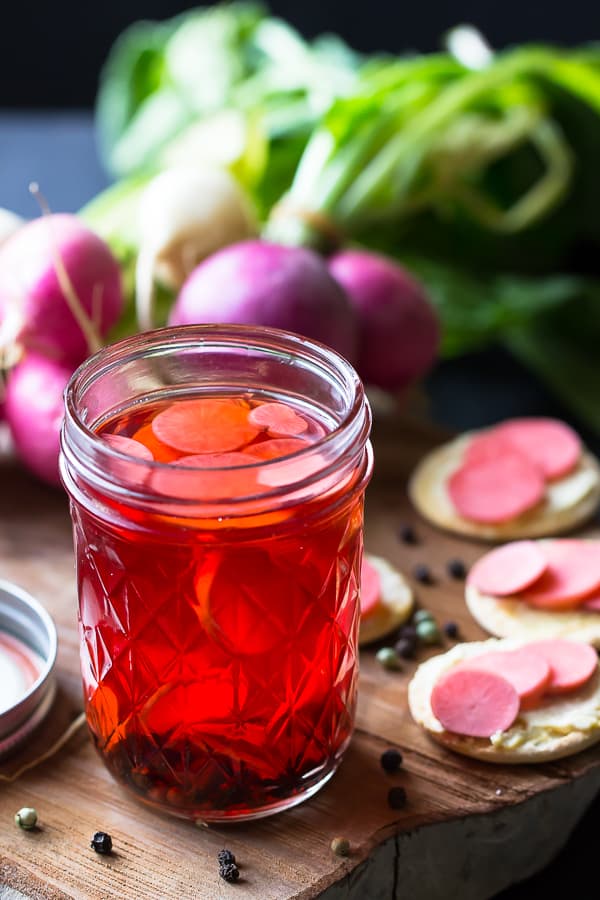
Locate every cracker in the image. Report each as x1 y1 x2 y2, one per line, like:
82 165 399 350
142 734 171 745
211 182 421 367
408 637 600 763
408 432 600 541
465 582 600 648
359 554 414 646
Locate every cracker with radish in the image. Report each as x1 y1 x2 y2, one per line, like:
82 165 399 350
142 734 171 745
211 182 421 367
408 417 600 541
408 637 600 763
466 539 600 647
359 554 414 645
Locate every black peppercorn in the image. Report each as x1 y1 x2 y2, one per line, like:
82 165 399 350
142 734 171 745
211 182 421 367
387 786 407 810
443 620 460 639
447 558 467 580
413 564 434 585
90 832 113 854
398 523 417 544
380 748 403 773
219 862 240 883
218 849 236 866
394 637 416 660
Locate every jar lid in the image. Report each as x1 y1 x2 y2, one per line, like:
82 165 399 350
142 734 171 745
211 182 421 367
0 578 57 760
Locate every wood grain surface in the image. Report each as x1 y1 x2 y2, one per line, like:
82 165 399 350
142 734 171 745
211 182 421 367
0 414 599 900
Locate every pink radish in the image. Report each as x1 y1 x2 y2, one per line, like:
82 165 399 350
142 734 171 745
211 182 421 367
0 212 123 365
4 352 74 486
328 249 439 390
169 240 359 363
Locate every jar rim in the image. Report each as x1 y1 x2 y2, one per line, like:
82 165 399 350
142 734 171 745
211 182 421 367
61 324 372 511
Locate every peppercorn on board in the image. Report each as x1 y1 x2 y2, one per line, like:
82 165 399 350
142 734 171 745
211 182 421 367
0 415 599 900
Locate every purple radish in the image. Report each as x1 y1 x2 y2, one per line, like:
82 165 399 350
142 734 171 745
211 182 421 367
0 213 123 365
4 351 74 486
169 240 358 363
328 249 440 391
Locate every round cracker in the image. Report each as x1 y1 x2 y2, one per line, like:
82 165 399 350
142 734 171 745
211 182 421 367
359 554 414 646
408 432 600 541
408 637 600 763
465 582 600 648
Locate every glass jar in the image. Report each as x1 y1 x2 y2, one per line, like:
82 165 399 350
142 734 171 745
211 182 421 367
60 325 372 822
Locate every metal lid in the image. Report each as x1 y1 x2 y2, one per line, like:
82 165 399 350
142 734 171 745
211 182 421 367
0 578 58 760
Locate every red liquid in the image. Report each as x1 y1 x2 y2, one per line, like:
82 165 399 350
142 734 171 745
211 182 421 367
75 394 363 820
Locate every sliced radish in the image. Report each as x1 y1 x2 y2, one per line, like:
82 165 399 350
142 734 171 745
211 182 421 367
464 430 522 467
447 452 545 524
496 418 581 480
520 541 600 610
248 402 308 437
360 556 381 619
243 438 311 460
132 424 183 462
526 639 598 694
431 668 520 738
151 398 259 454
460 649 551 709
102 433 154 461
151 451 261 500
468 541 547 597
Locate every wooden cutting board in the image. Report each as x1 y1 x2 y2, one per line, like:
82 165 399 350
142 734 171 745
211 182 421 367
0 414 599 900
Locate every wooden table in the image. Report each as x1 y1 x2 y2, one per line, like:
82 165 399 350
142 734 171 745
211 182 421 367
0 415 599 900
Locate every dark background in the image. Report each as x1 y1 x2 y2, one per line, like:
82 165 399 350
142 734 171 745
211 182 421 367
2 0 600 107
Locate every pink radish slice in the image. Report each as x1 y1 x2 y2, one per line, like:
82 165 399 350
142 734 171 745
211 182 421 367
248 402 308 437
151 451 261 500
520 541 600 610
151 398 259 454
464 431 524 467
460 649 551 709
431 668 520 738
360 557 381 618
468 541 548 596
525 639 598 694
447 452 545 524
496 418 581 480
242 438 310 460
102 434 154 461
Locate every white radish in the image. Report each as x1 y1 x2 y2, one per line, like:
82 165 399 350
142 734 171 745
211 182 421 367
135 166 256 330
0 209 24 247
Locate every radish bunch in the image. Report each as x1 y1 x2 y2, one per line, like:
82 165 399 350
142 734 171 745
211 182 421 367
0 212 123 485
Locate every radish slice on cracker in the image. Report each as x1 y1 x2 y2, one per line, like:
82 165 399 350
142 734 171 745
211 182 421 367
359 554 414 645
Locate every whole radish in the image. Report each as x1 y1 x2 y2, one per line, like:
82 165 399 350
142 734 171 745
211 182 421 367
169 240 358 362
0 213 123 365
328 249 439 390
4 352 74 486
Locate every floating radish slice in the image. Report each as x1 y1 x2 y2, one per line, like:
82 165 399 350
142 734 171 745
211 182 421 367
447 452 545 523
431 668 520 738
360 556 381 619
526 639 598 694
132 424 182 462
247 402 308 437
243 438 311 460
495 418 581 480
468 541 548 596
152 398 259 454
520 541 600 610
152 451 261 500
460 649 551 709
102 433 154 461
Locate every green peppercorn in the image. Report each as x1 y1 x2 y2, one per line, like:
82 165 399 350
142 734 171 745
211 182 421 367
330 836 351 857
416 619 441 645
413 609 434 625
15 808 37 830
375 647 402 670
